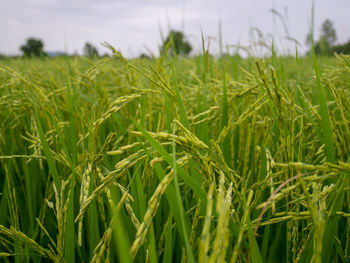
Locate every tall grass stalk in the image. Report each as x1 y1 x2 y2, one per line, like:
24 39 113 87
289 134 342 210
0 50 349 262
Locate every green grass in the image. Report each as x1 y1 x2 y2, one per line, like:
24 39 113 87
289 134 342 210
0 52 349 263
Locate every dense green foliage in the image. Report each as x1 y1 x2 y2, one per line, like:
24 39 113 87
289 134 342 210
20 38 46 57
333 41 350 55
0 51 349 262
161 31 192 56
308 19 350 56
84 43 99 58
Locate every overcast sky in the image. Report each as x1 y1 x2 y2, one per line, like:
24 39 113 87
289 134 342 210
1 0 349 57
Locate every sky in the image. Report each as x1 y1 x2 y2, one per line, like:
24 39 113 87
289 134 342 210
1 0 349 57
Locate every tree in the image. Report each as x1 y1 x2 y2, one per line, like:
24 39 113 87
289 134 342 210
20 38 46 57
139 53 151 60
84 42 99 58
308 19 337 55
161 30 192 56
316 19 337 55
320 19 337 47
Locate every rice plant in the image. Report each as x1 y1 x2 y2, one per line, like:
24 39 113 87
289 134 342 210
0 50 349 262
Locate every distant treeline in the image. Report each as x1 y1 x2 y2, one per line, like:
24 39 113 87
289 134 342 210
1 21 350 60
0 31 193 60
311 40 350 56
307 19 350 56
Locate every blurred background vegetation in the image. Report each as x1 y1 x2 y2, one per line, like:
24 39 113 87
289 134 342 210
1 18 350 61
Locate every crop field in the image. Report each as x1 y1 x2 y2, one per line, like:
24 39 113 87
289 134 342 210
0 49 349 262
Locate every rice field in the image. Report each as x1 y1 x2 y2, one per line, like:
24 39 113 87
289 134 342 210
0 48 349 262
